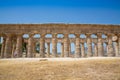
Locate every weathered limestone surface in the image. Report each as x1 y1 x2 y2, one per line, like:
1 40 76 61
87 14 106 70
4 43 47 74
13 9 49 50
15 34 22 57
52 34 57 57
86 33 92 57
47 43 50 57
118 34 120 56
27 34 34 57
0 24 120 58
75 34 81 58
1 38 6 58
81 43 85 57
108 34 114 56
40 37 45 58
4 34 12 58
97 33 103 56
64 34 69 57
61 43 64 57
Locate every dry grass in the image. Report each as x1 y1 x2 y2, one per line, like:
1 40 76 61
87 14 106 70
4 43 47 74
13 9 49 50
0 58 120 80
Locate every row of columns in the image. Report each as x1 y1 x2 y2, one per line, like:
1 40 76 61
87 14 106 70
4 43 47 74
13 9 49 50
0 33 120 58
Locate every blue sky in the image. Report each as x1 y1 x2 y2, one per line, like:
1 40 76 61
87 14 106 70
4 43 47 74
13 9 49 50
0 0 120 24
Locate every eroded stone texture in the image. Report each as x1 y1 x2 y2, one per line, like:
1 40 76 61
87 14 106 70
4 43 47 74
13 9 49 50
64 34 70 57
27 34 34 57
107 34 114 56
86 33 92 57
94 43 98 56
75 34 81 58
1 37 6 58
40 35 45 58
4 34 12 58
52 34 57 57
118 34 120 56
81 43 85 57
47 43 50 57
97 33 103 56
0 24 120 58
12 40 16 58
61 43 64 57
15 34 22 57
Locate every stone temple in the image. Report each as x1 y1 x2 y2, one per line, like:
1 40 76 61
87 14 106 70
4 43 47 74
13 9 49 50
0 24 120 58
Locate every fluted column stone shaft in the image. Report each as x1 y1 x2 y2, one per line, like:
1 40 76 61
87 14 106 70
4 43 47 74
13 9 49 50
114 42 119 57
118 35 120 56
52 34 57 57
108 34 114 56
1 38 6 58
75 34 81 58
69 43 71 54
33 42 36 57
97 33 103 56
15 34 23 57
12 41 16 58
4 34 12 58
47 43 50 57
94 43 98 56
40 36 45 58
86 33 92 57
64 34 70 57
61 43 64 57
27 34 34 57
81 43 85 57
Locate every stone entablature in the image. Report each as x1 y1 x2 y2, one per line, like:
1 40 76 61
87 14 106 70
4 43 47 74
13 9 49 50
0 24 120 34
0 24 120 58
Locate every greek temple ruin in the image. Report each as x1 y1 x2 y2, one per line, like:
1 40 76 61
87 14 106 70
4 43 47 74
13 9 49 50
0 24 120 58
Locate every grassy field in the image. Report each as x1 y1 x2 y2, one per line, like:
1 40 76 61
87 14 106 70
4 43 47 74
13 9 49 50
0 58 120 80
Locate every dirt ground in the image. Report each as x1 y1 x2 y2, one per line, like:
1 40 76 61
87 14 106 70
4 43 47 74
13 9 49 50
0 57 120 80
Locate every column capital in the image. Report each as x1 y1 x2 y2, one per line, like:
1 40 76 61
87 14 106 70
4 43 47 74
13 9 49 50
29 33 34 37
5 33 12 37
117 33 120 38
107 33 114 38
40 34 45 38
97 33 102 38
86 33 91 38
75 34 80 38
47 42 50 45
52 33 57 38
81 42 84 45
64 34 69 38
16 33 23 36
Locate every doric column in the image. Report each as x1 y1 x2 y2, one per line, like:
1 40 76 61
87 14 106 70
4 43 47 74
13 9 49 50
33 42 36 57
52 33 57 57
94 43 98 56
107 34 114 56
40 34 45 58
11 39 16 58
27 34 34 57
118 34 120 56
86 33 92 57
15 34 23 57
81 43 85 57
106 43 109 56
1 37 6 58
97 33 103 56
25 43 28 57
4 34 12 58
64 34 70 57
47 43 50 57
114 42 119 57
61 43 64 57
75 34 81 58
69 43 71 55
